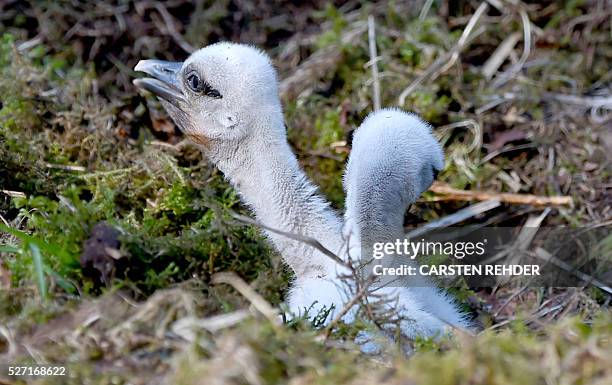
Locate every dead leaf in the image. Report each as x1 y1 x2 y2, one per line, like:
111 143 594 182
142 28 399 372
151 116 175 134
80 222 122 285
0 264 11 289
145 104 182 143
600 127 612 158
584 162 598 172
339 99 351 127
489 128 528 152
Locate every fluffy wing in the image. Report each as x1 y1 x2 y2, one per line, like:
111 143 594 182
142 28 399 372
341 109 471 331
343 108 444 243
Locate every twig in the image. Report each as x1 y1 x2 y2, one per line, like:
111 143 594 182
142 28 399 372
406 199 501 238
485 0 543 37
487 304 565 331
172 310 251 341
429 182 573 206
45 163 86 172
398 2 489 105
481 208 550 265
16 35 43 53
483 91 612 109
482 32 521 80
479 91 612 122
516 208 550 251
230 212 347 267
323 276 375 337
78 167 136 179
1 190 26 198
532 248 612 295
212 272 280 325
279 46 342 99
478 143 537 165
419 0 435 21
439 2 489 74
493 286 528 318
497 208 550 284
367 15 381 111
153 1 194 54
545 92 612 108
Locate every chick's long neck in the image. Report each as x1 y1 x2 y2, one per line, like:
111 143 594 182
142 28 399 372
207 124 344 277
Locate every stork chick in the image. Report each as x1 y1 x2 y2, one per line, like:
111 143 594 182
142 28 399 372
133 42 469 339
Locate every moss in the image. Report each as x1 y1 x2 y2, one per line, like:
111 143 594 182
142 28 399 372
0 37 282 299
313 4 348 50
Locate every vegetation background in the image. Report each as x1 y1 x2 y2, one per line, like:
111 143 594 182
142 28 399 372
0 0 610 384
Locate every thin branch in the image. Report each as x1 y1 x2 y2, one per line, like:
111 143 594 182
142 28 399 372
419 0 435 21
482 32 521 80
1 190 26 199
153 1 194 54
45 163 86 172
229 212 347 267
428 182 573 206
212 272 281 324
545 92 612 108
481 208 550 265
406 200 501 238
367 15 381 110
532 248 612 295
323 276 375 338
172 310 251 341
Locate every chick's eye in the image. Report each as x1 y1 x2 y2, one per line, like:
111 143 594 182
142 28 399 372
187 72 202 92
185 71 222 99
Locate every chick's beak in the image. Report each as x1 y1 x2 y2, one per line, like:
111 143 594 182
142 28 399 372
133 60 185 107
